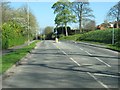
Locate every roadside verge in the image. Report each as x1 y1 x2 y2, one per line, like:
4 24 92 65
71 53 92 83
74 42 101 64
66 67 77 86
1 40 40 77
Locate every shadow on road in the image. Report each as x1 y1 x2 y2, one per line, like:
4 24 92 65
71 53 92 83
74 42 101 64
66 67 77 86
30 49 119 59
21 63 119 77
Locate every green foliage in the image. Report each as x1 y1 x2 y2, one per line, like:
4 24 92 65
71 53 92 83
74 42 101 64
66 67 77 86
60 29 120 47
59 34 80 41
1 2 39 49
2 21 27 49
52 0 76 36
78 29 120 46
2 40 39 74
44 26 54 40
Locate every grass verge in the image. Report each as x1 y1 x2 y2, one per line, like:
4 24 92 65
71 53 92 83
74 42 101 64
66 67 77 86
79 40 120 52
1 40 39 74
59 35 120 52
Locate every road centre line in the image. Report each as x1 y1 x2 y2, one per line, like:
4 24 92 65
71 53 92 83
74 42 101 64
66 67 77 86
80 48 83 51
55 44 81 66
85 51 92 55
75 45 84 51
62 51 67 55
69 57 81 66
54 43 109 89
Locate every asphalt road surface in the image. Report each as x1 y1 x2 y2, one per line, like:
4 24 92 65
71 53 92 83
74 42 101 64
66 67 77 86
2 40 119 89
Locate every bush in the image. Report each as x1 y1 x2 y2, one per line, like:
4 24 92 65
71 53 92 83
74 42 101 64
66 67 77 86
2 22 27 49
78 29 120 45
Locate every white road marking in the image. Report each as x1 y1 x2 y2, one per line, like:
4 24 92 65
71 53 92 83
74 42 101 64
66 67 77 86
54 43 109 89
94 73 120 78
56 46 60 50
80 48 83 51
62 51 67 55
75 45 84 51
95 57 111 67
85 51 111 67
87 72 109 89
85 51 92 55
69 57 81 66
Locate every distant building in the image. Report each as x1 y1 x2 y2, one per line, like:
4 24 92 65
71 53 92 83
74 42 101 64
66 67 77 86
97 21 120 30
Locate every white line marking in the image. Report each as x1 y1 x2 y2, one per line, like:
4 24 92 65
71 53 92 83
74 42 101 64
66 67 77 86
95 57 111 67
94 73 120 78
62 51 67 55
80 48 83 50
85 51 92 55
87 72 109 89
54 43 109 89
69 57 81 66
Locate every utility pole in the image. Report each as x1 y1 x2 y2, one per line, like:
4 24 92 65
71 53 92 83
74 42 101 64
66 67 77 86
112 25 115 45
110 22 115 45
27 1 30 45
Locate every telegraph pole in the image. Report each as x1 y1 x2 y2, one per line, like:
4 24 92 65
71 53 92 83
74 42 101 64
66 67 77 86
27 1 30 45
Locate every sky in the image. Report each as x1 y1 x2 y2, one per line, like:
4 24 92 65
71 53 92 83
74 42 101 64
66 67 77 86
9 1 119 31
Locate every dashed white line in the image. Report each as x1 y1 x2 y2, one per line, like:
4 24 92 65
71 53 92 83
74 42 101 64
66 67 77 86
87 72 109 89
69 57 81 66
75 45 84 51
54 43 109 89
80 48 83 51
62 51 67 55
85 51 92 55
95 57 111 67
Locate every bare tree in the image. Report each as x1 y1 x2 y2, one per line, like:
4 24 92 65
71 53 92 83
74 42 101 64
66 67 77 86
72 0 95 33
107 1 120 28
1 2 13 23
83 20 96 31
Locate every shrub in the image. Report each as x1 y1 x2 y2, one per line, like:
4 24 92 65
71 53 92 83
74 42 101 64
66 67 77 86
78 29 120 45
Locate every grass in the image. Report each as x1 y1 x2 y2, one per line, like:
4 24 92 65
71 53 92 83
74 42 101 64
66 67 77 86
59 30 120 52
79 40 120 52
1 40 40 74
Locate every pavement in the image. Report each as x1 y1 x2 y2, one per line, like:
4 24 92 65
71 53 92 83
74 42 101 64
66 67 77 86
2 40 119 89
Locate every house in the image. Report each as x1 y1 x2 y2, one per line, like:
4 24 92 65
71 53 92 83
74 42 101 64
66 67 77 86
97 21 120 30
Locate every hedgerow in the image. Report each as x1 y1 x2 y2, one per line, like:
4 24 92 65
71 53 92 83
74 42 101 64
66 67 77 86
78 29 120 46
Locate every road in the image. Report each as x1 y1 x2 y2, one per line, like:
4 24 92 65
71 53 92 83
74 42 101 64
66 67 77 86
2 40 119 89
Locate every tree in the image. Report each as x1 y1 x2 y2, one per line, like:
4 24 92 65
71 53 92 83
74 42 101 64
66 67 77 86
15 4 39 39
1 2 39 49
72 0 94 33
1 2 13 23
52 0 76 36
107 1 120 28
44 26 53 39
83 20 96 32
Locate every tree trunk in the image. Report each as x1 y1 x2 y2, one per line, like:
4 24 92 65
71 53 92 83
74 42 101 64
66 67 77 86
65 23 68 36
79 4 83 33
117 17 119 28
79 19 82 33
